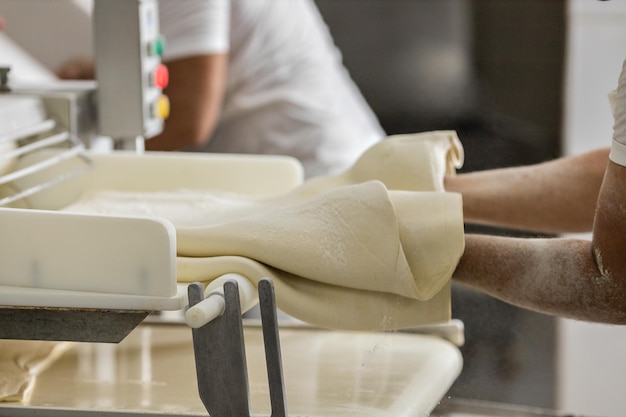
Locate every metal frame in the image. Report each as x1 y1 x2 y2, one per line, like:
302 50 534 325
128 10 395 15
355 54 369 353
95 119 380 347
188 278 288 417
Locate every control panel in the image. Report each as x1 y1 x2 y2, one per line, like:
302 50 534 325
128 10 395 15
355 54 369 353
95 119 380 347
93 0 169 144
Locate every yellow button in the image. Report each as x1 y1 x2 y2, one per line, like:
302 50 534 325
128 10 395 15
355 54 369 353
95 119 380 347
153 95 170 120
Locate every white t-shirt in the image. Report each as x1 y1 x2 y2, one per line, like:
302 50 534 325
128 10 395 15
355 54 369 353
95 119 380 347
158 0 385 178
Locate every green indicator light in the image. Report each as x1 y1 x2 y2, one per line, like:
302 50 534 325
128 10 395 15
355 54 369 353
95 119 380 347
153 36 165 56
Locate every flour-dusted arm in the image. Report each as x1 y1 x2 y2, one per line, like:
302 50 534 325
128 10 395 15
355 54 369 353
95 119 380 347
453 60 626 324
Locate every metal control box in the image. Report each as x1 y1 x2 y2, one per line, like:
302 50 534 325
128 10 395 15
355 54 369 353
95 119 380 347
93 0 167 142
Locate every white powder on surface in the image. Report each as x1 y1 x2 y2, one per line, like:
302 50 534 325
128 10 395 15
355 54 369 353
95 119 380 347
61 189 262 227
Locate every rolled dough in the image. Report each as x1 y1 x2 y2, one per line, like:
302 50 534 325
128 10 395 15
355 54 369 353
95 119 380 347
288 130 463 199
62 131 466 330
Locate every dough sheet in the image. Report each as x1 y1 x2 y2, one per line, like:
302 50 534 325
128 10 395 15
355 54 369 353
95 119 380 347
62 131 466 331
0 340 72 402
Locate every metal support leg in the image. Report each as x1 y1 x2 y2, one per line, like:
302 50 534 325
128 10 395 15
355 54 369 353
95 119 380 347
258 278 288 417
188 282 252 417
188 278 288 417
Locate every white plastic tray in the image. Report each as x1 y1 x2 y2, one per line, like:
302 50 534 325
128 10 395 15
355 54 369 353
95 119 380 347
0 324 463 417
0 150 304 311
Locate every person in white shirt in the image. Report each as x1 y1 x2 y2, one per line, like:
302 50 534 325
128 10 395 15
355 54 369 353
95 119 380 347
58 0 385 178
149 0 385 178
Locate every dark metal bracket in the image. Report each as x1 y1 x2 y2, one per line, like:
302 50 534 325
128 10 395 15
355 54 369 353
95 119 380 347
188 278 288 417
0 307 149 343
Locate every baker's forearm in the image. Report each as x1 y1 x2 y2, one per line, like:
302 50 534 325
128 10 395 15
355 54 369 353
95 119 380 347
452 58 626 323
146 54 228 151
454 233 626 324
445 148 609 234
454 159 626 323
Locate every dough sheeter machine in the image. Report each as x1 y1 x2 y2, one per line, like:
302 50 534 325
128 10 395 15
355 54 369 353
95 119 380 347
0 1 596 416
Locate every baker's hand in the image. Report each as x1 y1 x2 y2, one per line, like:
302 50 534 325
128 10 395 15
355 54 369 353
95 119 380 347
56 57 95 80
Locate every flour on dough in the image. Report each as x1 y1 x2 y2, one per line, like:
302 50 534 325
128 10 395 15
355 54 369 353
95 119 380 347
63 188 262 227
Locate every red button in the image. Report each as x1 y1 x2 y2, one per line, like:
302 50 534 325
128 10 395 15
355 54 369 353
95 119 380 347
153 64 169 89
